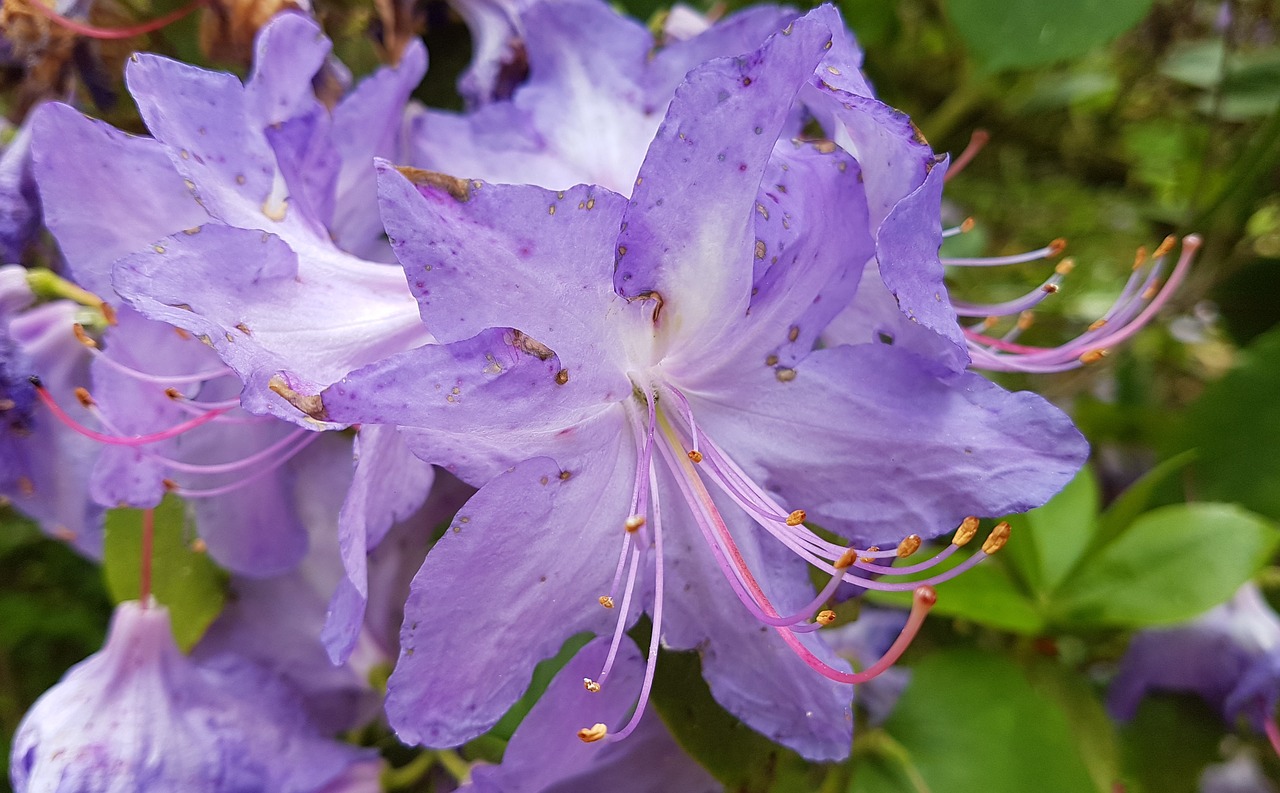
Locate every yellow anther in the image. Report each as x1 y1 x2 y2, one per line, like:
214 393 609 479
1088 318 1108 332
72 324 98 348
164 388 183 400
598 596 615 609
785 509 807 527
1048 238 1067 256
191 538 208 553
1054 257 1075 276
816 610 836 626
625 515 646 532
687 450 703 463
1016 311 1035 331
578 723 608 743
981 316 999 330
1132 246 1148 270
1079 349 1108 365
960 217 976 233
1153 235 1176 258
583 678 601 693
982 521 1012 554
835 549 858 569
897 534 922 558
74 387 95 408
953 516 980 547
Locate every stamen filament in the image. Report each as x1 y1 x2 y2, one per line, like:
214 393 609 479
942 238 1066 267
86 346 234 387
31 379 232 446
25 0 207 40
140 507 155 607
168 431 323 498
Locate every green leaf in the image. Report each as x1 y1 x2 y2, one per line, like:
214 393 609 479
649 648 822 793
868 556 1046 635
1171 325 1280 523
1004 466 1100 594
1119 696 1224 793
1091 451 1194 550
1052 503 1280 628
945 0 1154 71
852 649 1095 793
1025 658 1121 793
102 495 226 651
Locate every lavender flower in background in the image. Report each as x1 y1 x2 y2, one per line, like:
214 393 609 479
0 112 40 262
10 601 377 793
1110 583 1280 752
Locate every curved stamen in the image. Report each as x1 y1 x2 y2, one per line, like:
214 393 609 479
31 379 232 447
26 0 207 40
83 341 234 387
942 218 976 238
943 238 1066 267
167 431 323 498
1266 714 1280 759
945 130 990 182
595 546 641 688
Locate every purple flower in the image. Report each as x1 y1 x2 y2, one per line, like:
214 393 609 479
294 12 1085 760
10 600 375 793
0 111 40 262
1110 583 1280 738
33 11 431 423
461 637 720 793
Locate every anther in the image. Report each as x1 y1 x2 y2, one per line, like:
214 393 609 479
982 521 1011 554
1088 318 1108 332
74 388 95 408
960 217 976 233
785 509 806 526
1042 283 1060 294
816 610 836 626
834 548 858 569
1017 311 1035 331
164 388 183 400
100 304 117 325
577 723 608 743
1153 235 1176 258
953 516 980 546
191 538 208 553
1079 349 1107 365
897 534 922 558
598 596 615 609
687 450 703 463
72 324 97 348
1054 258 1075 276
162 478 179 492
1048 238 1067 256
624 515 646 532
583 678 601 693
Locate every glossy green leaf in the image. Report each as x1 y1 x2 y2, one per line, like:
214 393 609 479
1052 503 1279 628
1005 466 1100 593
102 495 226 651
851 649 1095 793
945 0 1155 71
1025 658 1121 793
1119 696 1224 793
868 554 1046 635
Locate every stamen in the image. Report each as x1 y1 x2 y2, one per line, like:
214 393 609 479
786 509 806 526
31 379 233 447
25 0 207 39
953 516 980 546
86 345 235 386
942 238 1066 267
166 431 323 498
577 723 608 743
625 515 646 532
945 129 990 182
815 610 836 625
583 678 601 693
942 217 977 238
897 534 922 558
598 596 615 609
982 521 1011 553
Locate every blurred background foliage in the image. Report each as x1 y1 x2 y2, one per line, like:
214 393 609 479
4 0 1280 790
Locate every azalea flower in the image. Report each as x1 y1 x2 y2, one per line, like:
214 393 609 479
285 11 1088 760
10 600 375 793
1109 583 1280 752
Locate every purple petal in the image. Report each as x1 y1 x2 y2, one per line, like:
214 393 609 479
385 418 631 747
112 224 429 423
324 425 436 664
686 343 1088 546
376 163 630 399
244 13 331 126
0 109 39 262
613 17 833 360
464 637 719 793
30 102 205 297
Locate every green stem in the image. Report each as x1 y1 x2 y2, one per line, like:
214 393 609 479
380 751 435 791
434 749 473 785
852 731 934 793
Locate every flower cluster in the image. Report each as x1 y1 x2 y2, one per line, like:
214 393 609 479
0 0 1196 788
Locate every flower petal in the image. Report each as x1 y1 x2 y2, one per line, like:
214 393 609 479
613 17 833 360
385 419 631 747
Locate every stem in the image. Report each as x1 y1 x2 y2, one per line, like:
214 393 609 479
433 749 472 785
140 507 154 606
853 731 934 793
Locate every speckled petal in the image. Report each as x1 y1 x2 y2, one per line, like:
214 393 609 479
613 16 832 363
244 13 331 127
321 328 616 484
376 163 631 400
385 415 630 748
30 103 206 298
688 343 1088 547
112 224 429 424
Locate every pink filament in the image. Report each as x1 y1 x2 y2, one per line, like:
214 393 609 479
33 381 232 446
26 0 206 40
945 129 990 182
